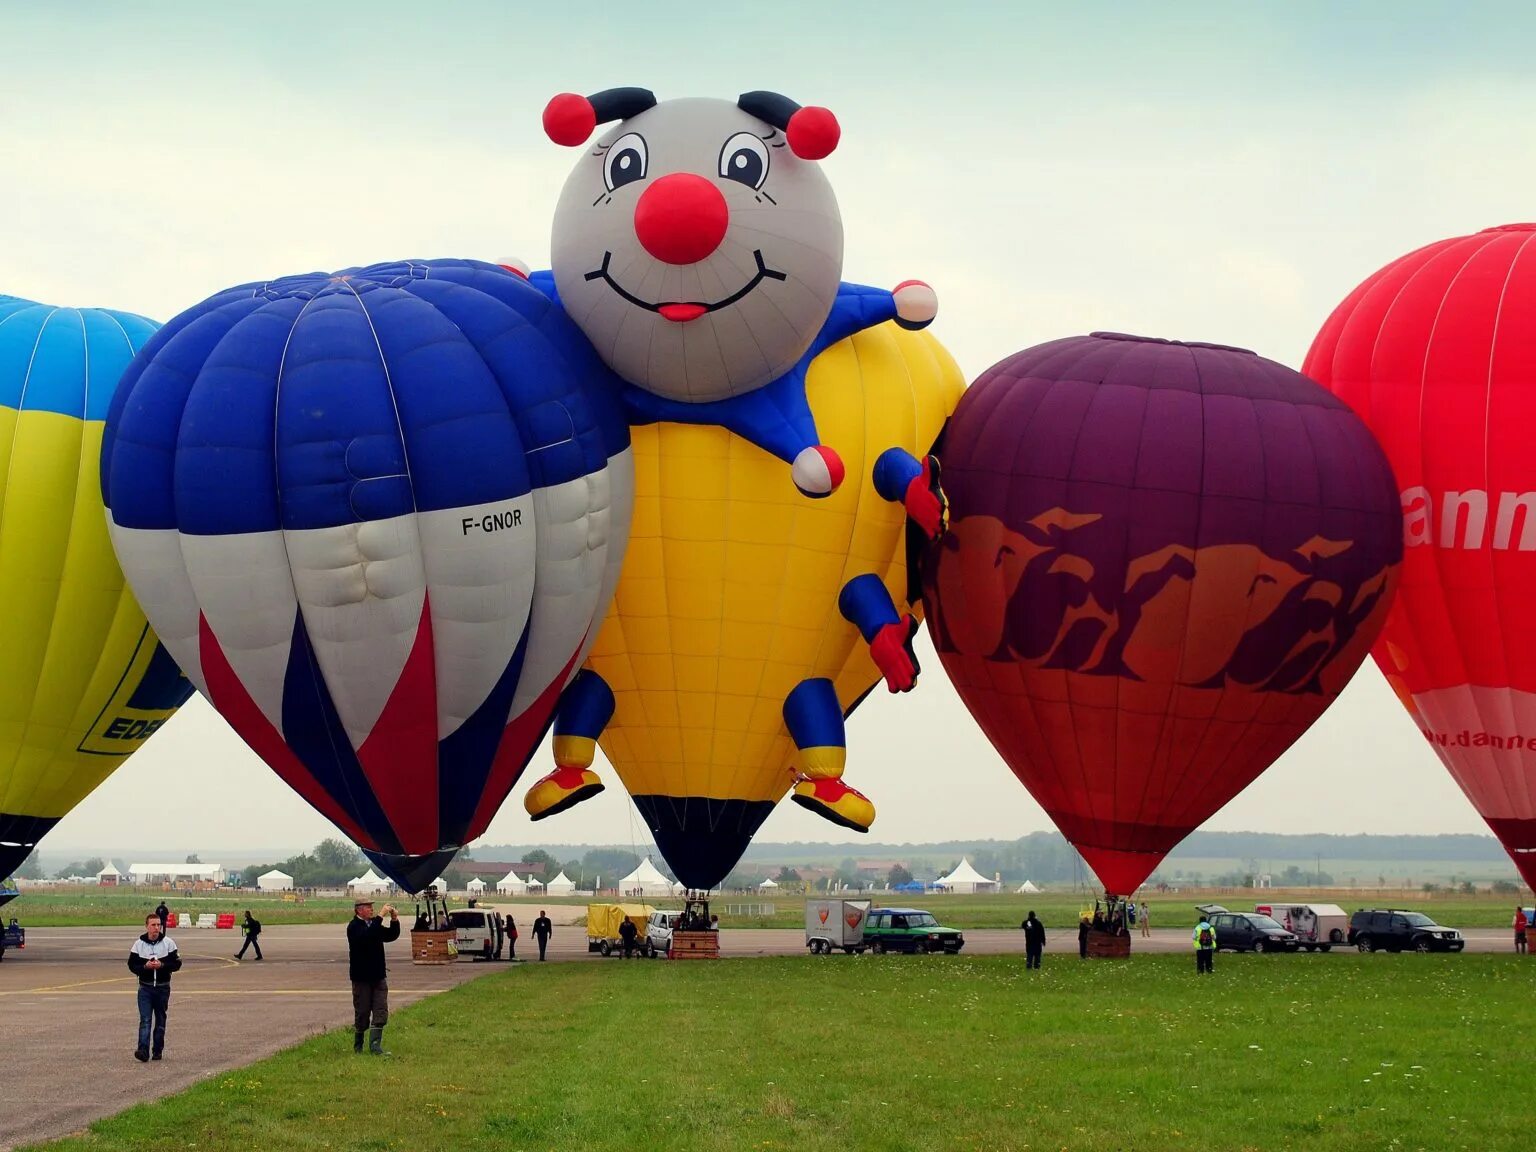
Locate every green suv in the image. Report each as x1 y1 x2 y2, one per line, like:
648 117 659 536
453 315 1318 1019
863 908 965 954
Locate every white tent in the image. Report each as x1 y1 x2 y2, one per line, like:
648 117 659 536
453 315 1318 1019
427 876 449 895
347 869 390 895
544 870 575 896
257 869 294 892
1017 880 1041 894
95 863 123 885
129 862 228 884
758 877 779 890
618 857 673 897
495 871 528 894
466 877 486 894
933 858 998 894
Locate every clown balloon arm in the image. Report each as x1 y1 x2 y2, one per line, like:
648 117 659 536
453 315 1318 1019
809 282 903 359
874 448 948 541
839 574 921 692
621 374 819 466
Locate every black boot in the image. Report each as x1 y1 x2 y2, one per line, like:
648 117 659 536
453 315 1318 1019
134 1046 149 1063
369 1026 390 1056
152 1050 163 1061
353 1030 365 1054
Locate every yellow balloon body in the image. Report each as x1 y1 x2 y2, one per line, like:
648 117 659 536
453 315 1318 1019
585 322 963 879
0 297 191 877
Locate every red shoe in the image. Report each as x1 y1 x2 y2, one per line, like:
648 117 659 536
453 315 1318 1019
523 764 604 820
791 777 875 832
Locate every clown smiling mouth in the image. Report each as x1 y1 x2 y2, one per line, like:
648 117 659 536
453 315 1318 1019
585 250 787 322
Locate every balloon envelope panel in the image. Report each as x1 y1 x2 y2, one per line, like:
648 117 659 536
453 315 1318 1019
926 332 1401 894
1304 224 1536 888
589 323 962 888
0 296 193 877
102 262 633 890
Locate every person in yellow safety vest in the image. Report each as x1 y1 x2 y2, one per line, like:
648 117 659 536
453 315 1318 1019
1193 917 1217 975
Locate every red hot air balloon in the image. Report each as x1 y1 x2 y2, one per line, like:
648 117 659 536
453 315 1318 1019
1304 224 1536 888
925 333 1402 895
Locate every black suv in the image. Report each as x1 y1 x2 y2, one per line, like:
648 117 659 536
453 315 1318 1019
1197 905 1300 953
1348 910 1465 953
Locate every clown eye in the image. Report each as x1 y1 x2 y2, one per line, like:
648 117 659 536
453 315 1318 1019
719 132 770 190
604 133 648 191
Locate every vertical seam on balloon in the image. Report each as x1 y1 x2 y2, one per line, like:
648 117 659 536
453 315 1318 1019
1416 237 1494 809
1132 344 1223 871
264 290 381 848
1480 231 1536 820
348 281 438 853
19 309 94 818
0 307 59 795
1041 363 1101 870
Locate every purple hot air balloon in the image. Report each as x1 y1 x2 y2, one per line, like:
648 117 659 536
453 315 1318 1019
924 332 1403 895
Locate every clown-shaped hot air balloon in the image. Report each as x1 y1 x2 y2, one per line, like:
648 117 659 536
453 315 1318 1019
0 296 192 878
102 261 632 890
507 88 961 887
925 333 1401 896
1305 224 1536 889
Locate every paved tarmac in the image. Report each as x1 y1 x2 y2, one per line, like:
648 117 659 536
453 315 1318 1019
0 917 1515 1150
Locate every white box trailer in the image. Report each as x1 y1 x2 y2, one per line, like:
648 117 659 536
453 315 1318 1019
1255 903 1349 951
806 899 871 954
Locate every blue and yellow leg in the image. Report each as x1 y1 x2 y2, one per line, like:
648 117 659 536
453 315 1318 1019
874 446 948 541
840 573 921 694
785 677 875 833
524 669 612 821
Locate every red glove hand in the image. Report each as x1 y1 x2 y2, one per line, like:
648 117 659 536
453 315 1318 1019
871 615 921 692
904 455 948 541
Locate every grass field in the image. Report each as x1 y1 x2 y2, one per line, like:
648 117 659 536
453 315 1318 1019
24 952 1535 1152
10 885 1533 931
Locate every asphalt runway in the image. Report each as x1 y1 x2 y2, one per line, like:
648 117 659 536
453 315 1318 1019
0 917 1515 1150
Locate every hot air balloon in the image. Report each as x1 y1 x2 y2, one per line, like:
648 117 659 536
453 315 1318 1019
101 260 633 890
1304 223 1536 889
925 332 1402 896
0 295 193 878
510 88 960 889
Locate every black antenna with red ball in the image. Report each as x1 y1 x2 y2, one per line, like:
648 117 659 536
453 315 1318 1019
543 87 658 146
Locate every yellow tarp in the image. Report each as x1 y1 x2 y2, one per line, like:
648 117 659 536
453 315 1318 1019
585 902 654 941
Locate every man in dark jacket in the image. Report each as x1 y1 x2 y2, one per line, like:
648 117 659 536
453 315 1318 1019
1077 915 1090 959
347 899 400 1055
128 913 183 1062
235 910 263 960
532 910 553 961
618 914 638 959
1022 911 1046 969
154 900 169 930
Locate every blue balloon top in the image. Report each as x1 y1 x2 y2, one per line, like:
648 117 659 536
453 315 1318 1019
0 295 159 420
102 260 630 534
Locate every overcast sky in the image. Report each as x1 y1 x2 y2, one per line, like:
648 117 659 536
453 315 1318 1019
7 2 1533 856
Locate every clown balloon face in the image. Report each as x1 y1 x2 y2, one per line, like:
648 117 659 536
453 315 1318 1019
548 91 845 403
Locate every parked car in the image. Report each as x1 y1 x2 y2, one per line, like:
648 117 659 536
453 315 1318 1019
805 898 870 954
1347 909 1465 953
863 907 964 954
1196 904 1299 953
448 908 502 961
1254 903 1348 951
644 909 683 957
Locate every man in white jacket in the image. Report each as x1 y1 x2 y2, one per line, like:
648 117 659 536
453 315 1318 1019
127 913 183 1062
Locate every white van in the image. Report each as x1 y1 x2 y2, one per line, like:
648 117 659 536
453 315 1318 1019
448 908 503 960
1254 903 1348 951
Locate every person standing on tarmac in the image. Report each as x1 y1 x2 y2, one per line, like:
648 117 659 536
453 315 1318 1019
1193 915 1218 974
128 913 182 1062
532 910 553 961
347 899 401 1055
1077 914 1090 959
235 910 263 960
1514 907 1528 955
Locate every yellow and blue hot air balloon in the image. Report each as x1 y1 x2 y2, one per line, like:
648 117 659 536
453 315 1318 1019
0 295 192 877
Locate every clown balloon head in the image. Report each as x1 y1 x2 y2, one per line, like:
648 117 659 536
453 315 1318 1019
546 87 846 403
